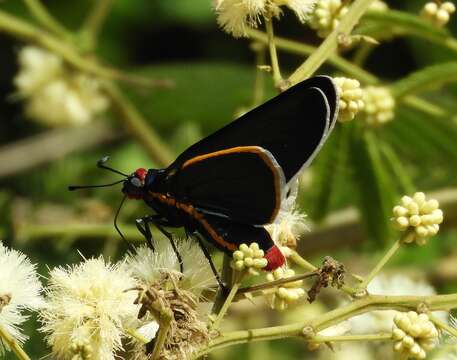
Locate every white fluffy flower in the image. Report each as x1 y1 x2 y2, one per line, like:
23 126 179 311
369 0 388 12
265 206 307 253
393 192 443 245
392 312 439 359
39 257 139 360
309 0 349 38
14 46 109 127
0 242 43 354
362 86 395 126
349 275 447 335
333 77 365 122
125 239 216 295
421 1 456 27
214 0 316 37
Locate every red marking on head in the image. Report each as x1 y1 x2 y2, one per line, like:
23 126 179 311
264 245 285 271
135 168 147 181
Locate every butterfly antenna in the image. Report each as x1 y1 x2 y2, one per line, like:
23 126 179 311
97 156 129 177
68 179 125 191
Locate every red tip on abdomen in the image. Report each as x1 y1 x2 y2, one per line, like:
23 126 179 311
264 245 285 271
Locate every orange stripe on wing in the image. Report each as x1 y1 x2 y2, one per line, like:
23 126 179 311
182 146 282 223
149 192 237 251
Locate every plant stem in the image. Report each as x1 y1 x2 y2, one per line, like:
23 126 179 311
311 333 392 343
151 309 173 360
81 0 114 49
125 327 149 344
287 0 375 86
237 271 317 295
22 0 71 40
0 10 170 88
103 82 175 166
264 17 282 89
358 232 413 290
211 274 242 330
0 324 31 360
195 293 457 357
251 42 266 107
247 28 451 120
289 250 317 271
212 254 232 314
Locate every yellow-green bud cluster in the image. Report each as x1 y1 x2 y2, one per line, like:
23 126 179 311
333 77 365 122
392 312 438 359
309 0 349 38
421 1 456 27
265 268 304 311
362 86 395 126
393 192 443 245
231 243 268 275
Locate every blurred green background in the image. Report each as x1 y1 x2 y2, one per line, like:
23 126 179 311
1 0 457 358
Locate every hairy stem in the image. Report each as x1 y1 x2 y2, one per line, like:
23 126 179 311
0 324 31 360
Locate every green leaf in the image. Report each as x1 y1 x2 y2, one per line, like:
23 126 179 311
308 125 351 221
390 62 457 99
125 63 274 134
349 128 397 244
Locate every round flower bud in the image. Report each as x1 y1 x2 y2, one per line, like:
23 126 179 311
392 312 438 359
309 0 349 38
392 192 444 245
421 1 456 27
264 267 304 311
362 86 395 126
230 242 268 275
333 77 365 122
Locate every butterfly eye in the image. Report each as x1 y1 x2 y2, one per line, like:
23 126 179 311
130 177 142 187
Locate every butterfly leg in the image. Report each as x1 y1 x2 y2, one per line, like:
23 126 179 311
152 222 184 273
135 214 163 251
187 230 228 295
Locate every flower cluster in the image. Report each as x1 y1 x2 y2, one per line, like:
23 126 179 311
214 0 317 38
125 240 215 296
362 86 395 126
392 312 438 359
265 268 305 311
309 0 349 38
231 243 268 275
14 46 109 127
333 77 365 122
39 257 139 360
393 192 444 245
421 1 456 27
0 242 43 354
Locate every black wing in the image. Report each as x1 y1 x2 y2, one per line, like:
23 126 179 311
167 76 338 184
167 146 285 224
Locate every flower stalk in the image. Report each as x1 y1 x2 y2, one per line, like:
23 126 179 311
358 232 413 291
0 325 31 360
265 17 283 89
